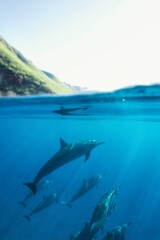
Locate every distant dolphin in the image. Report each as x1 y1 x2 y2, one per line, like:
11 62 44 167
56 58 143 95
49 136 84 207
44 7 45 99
23 190 62 221
61 174 105 207
24 138 105 194
19 179 54 207
53 107 88 116
102 222 131 240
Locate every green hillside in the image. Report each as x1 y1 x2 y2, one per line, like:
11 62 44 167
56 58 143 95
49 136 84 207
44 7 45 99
0 37 74 96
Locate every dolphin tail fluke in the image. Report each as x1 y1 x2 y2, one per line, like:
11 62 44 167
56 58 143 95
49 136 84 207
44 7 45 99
60 201 72 208
23 182 37 195
18 201 27 208
23 215 31 221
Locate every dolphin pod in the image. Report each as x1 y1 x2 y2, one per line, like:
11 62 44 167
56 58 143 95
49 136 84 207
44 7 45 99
21 137 131 239
61 174 105 207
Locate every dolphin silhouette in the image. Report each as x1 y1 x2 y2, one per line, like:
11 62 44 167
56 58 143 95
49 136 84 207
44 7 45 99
24 138 105 194
23 191 61 221
61 174 105 207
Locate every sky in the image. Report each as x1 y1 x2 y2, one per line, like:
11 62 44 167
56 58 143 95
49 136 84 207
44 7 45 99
1 0 160 91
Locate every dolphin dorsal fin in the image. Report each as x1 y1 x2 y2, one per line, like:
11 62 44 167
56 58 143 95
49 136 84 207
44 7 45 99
60 138 68 149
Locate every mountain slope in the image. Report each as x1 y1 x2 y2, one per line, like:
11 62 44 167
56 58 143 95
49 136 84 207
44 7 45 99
0 37 74 96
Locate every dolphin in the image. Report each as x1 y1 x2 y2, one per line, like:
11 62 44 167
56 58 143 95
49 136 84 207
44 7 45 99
24 138 105 194
88 188 119 238
61 174 105 207
23 190 62 221
102 222 131 240
53 107 88 116
19 179 54 207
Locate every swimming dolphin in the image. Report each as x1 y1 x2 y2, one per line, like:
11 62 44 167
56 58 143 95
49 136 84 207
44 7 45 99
24 138 105 194
53 107 88 116
61 174 105 207
23 190 62 221
19 179 54 207
102 222 131 240
88 188 119 238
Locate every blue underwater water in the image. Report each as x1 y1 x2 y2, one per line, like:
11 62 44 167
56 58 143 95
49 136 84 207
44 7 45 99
0 85 160 240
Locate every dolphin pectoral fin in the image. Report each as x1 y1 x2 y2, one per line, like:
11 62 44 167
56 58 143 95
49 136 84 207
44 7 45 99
127 221 132 226
23 215 31 221
84 151 91 162
60 138 68 149
66 202 72 208
23 182 37 195
43 196 47 200
18 201 27 208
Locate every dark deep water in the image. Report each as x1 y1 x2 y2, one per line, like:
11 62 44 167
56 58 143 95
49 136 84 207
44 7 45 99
0 85 160 240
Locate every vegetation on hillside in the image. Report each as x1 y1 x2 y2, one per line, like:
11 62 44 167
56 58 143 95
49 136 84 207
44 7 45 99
0 37 73 96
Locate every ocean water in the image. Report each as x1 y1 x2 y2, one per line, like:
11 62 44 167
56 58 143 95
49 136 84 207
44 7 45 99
0 85 160 240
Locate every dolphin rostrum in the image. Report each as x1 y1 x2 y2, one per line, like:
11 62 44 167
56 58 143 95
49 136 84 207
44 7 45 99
24 138 105 194
61 174 105 207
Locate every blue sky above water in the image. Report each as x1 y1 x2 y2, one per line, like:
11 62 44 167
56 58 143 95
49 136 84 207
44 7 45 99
1 0 160 91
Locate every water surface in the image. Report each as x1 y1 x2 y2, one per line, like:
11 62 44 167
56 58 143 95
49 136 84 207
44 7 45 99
0 85 160 240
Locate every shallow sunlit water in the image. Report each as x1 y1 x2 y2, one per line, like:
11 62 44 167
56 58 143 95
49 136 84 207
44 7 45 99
0 85 160 240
